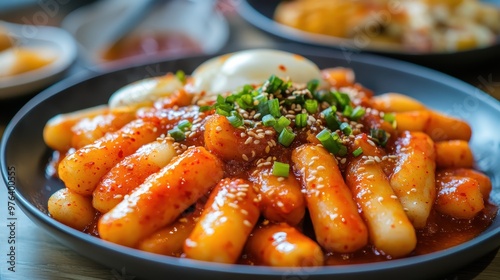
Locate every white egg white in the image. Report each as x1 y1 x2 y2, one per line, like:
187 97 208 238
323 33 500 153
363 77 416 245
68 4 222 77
191 49 327 95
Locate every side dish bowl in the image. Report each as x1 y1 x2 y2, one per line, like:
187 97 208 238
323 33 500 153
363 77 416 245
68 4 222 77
0 21 77 99
237 0 500 71
1 46 499 280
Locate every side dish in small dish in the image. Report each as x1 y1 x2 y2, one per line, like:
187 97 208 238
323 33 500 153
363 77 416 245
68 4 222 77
0 21 77 98
41 49 497 267
273 0 500 53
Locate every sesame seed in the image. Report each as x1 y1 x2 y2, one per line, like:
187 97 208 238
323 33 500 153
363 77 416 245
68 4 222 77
367 139 376 146
216 126 222 132
377 197 384 203
306 176 316 182
242 154 249 161
276 201 284 208
236 191 248 197
317 166 326 170
228 202 239 209
245 137 254 145
241 209 249 215
277 177 285 182
366 174 374 179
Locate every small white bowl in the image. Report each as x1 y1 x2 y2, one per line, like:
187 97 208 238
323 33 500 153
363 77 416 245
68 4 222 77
62 0 230 71
0 21 78 99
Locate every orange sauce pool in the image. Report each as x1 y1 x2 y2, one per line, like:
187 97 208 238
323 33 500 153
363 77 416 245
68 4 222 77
100 31 203 63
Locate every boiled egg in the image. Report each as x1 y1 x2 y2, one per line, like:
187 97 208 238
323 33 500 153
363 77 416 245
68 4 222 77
191 49 327 95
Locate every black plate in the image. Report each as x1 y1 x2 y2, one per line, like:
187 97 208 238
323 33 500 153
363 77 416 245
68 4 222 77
238 0 500 72
1 46 500 280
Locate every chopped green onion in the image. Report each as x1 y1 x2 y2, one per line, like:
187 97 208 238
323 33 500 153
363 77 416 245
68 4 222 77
278 127 296 147
266 75 284 93
168 126 185 141
340 122 352 135
272 161 289 177
262 114 276 126
175 70 186 83
316 129 339 154
236 94 254 109
316 128 347 156
343 105 353 117
337 144 348 157
199 105 214 112
383 113 397 128
307 79 319 94
352 147 363 157
383 112 396 123
295 113 307 128
177 120 192 131
322 106 340 131
370 128 390 146
332 91 351 109
273 116 291 133
268 98 281 118
314 90 335 105
304 99 318 114
216 107 230 116
350 106 366 120
227 112 243 127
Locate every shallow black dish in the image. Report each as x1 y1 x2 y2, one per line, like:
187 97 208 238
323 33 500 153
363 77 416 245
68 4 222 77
1 46 500 280
238 0 500 72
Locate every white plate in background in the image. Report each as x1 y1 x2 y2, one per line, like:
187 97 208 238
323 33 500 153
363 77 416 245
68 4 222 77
0 20 78 99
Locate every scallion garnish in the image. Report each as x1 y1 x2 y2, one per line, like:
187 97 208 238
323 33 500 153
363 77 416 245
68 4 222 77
278 127 295 147
383 113 397 128
262 114 276 126
272 161 289 177
175 70 186 83
316 128 347 156
350 106 366 120
177 120 192 131
340 122 352 135
268 98 281 118
273 116 290 133
295 113 307 128
266 75 284 93
304 99 318 114
227 112 243 127
168 126 185 141
343 105 353 117
370 128 390 146
322 106 340 131
216 107 230 116
352 147 363 157
307 79 319 94
332 91 351 109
